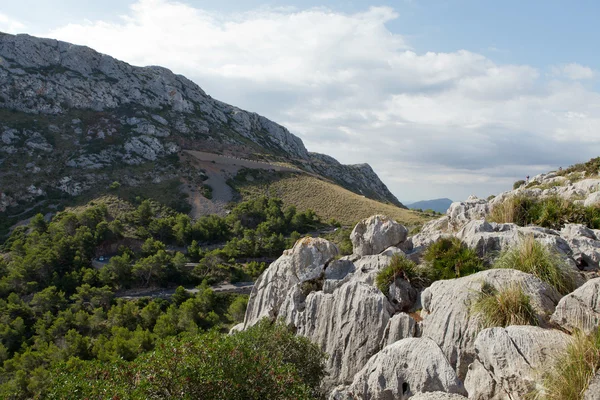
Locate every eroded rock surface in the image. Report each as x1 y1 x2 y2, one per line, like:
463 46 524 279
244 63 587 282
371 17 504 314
551 277 600 334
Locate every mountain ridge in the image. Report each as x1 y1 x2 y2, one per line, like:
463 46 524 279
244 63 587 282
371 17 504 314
406 197 453 213
0 32 403 222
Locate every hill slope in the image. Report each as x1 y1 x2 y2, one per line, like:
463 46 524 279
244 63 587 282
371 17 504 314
0 32 403 231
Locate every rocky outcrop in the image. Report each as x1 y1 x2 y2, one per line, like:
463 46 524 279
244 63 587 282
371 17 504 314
410 393 467 400
560 224 600 270
243 237 338 328
379 313 417 348
551 278 600 334
464 326 571 399
584 373 600 400
351 215 408 256
420 269 561 379
334 338 467 399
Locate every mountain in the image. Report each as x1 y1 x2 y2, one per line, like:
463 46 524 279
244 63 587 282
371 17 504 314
406 198 453 213
0 33 405 230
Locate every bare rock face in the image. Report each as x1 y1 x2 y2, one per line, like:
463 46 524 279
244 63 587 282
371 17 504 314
351 215 408 256
243 237 338 328
584 373 600 400
282 280 393 390
464 326 572 400
379 313 417 348
560 224 600 270
447 197 490 231
420 269 561 379
334 338 467 399
551 277 600 334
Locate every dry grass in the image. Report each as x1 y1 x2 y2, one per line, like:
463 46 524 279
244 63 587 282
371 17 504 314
488 196 518 224
531 329 600 400
471 282 538 329
234 173 429 227
495 235 576 295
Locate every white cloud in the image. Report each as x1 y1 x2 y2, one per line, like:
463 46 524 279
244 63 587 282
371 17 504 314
41 0 600 202
0 12 26 33
551 63 595 80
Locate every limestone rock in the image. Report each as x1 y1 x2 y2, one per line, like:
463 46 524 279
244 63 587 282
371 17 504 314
560 224 600 270
351 215 408 256
243 237 338 328
551 278 600 334
584 191 600 208
447 198 490 231
420 269 561 379
281 280 392 390
379 313 417 348
584 373 600 400
410 393 467 400
387 278 418 312
464 326 571 399
344 338 467 399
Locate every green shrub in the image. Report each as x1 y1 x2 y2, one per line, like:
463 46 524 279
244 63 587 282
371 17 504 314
423 237 484 280
513 180 526 190
46 320 327 400
375 254 422 294
471 282 538 329
494 236 576 295
488 195 600 230
532 329 600 400
557 156 600 178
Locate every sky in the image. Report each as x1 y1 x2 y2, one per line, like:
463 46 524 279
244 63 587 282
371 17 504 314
2 1 600 203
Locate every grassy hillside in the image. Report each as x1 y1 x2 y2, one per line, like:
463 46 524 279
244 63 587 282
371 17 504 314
230 169 429 227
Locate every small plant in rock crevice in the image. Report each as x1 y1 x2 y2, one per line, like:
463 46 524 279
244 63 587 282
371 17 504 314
471 282 538 329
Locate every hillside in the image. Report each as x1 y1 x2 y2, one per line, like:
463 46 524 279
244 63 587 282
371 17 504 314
407 198 453 213
229 169 427 227
0 32 403 235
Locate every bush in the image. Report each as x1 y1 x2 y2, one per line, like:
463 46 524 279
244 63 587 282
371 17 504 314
488 195 600 230
494 236 576 295
375 254 423 294
471 282 537 329
513 180 526 190
46 320 327 400
423 237 484 280
533 329 600 400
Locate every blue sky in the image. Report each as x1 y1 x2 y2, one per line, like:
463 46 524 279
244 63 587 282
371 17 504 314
1 1 600 203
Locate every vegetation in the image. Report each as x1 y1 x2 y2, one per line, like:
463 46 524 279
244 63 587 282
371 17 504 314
423 237 485 280
375 254 424 294
513 180 526 190
488 195 600 230
557 156 600 178
229 169 428 227
46 320 328 400
494 236 576 295
471 282 538 329
532 329 600 400
0 195 326 398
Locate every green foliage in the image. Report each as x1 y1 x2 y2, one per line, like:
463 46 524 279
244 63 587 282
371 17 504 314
46 320 327 400
494 236 576 295
471 282 538 329
375 254 422 294
227 295 248 323
109 181 121 190
423 237 484 280
557 156 600 178
513 180 526 190
532 329 600 400
488 195 600 230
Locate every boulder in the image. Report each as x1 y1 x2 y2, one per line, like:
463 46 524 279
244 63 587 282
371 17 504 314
243 237 338 328
447 198 490 231
341 338 467 399
464 326 572 399
280 280 393 390
584 191 600 208
420 269 561 379
351 215 408 256
560 224 600 270
379 313 417 348
584 372 600 400
551 278 600 334
387 278 418 312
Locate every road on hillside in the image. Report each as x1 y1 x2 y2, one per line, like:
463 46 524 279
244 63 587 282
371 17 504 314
115 281 254 300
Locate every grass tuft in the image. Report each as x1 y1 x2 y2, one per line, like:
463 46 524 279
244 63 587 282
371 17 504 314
375 254 425 294
531 329 600 400
423 237 485 280
471 282 538 329
494 236 576 295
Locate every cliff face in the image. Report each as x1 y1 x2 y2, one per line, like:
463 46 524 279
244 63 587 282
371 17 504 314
0 32 401 213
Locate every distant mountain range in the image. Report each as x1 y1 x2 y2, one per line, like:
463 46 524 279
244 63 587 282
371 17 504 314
406 198 453 213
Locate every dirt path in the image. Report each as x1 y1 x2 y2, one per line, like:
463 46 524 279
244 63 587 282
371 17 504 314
116 282 254 299
182 150 302 218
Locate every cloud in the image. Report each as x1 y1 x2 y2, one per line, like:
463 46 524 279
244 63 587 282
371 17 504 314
551 63 595 80
0 12 26 34
42 0 600 202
